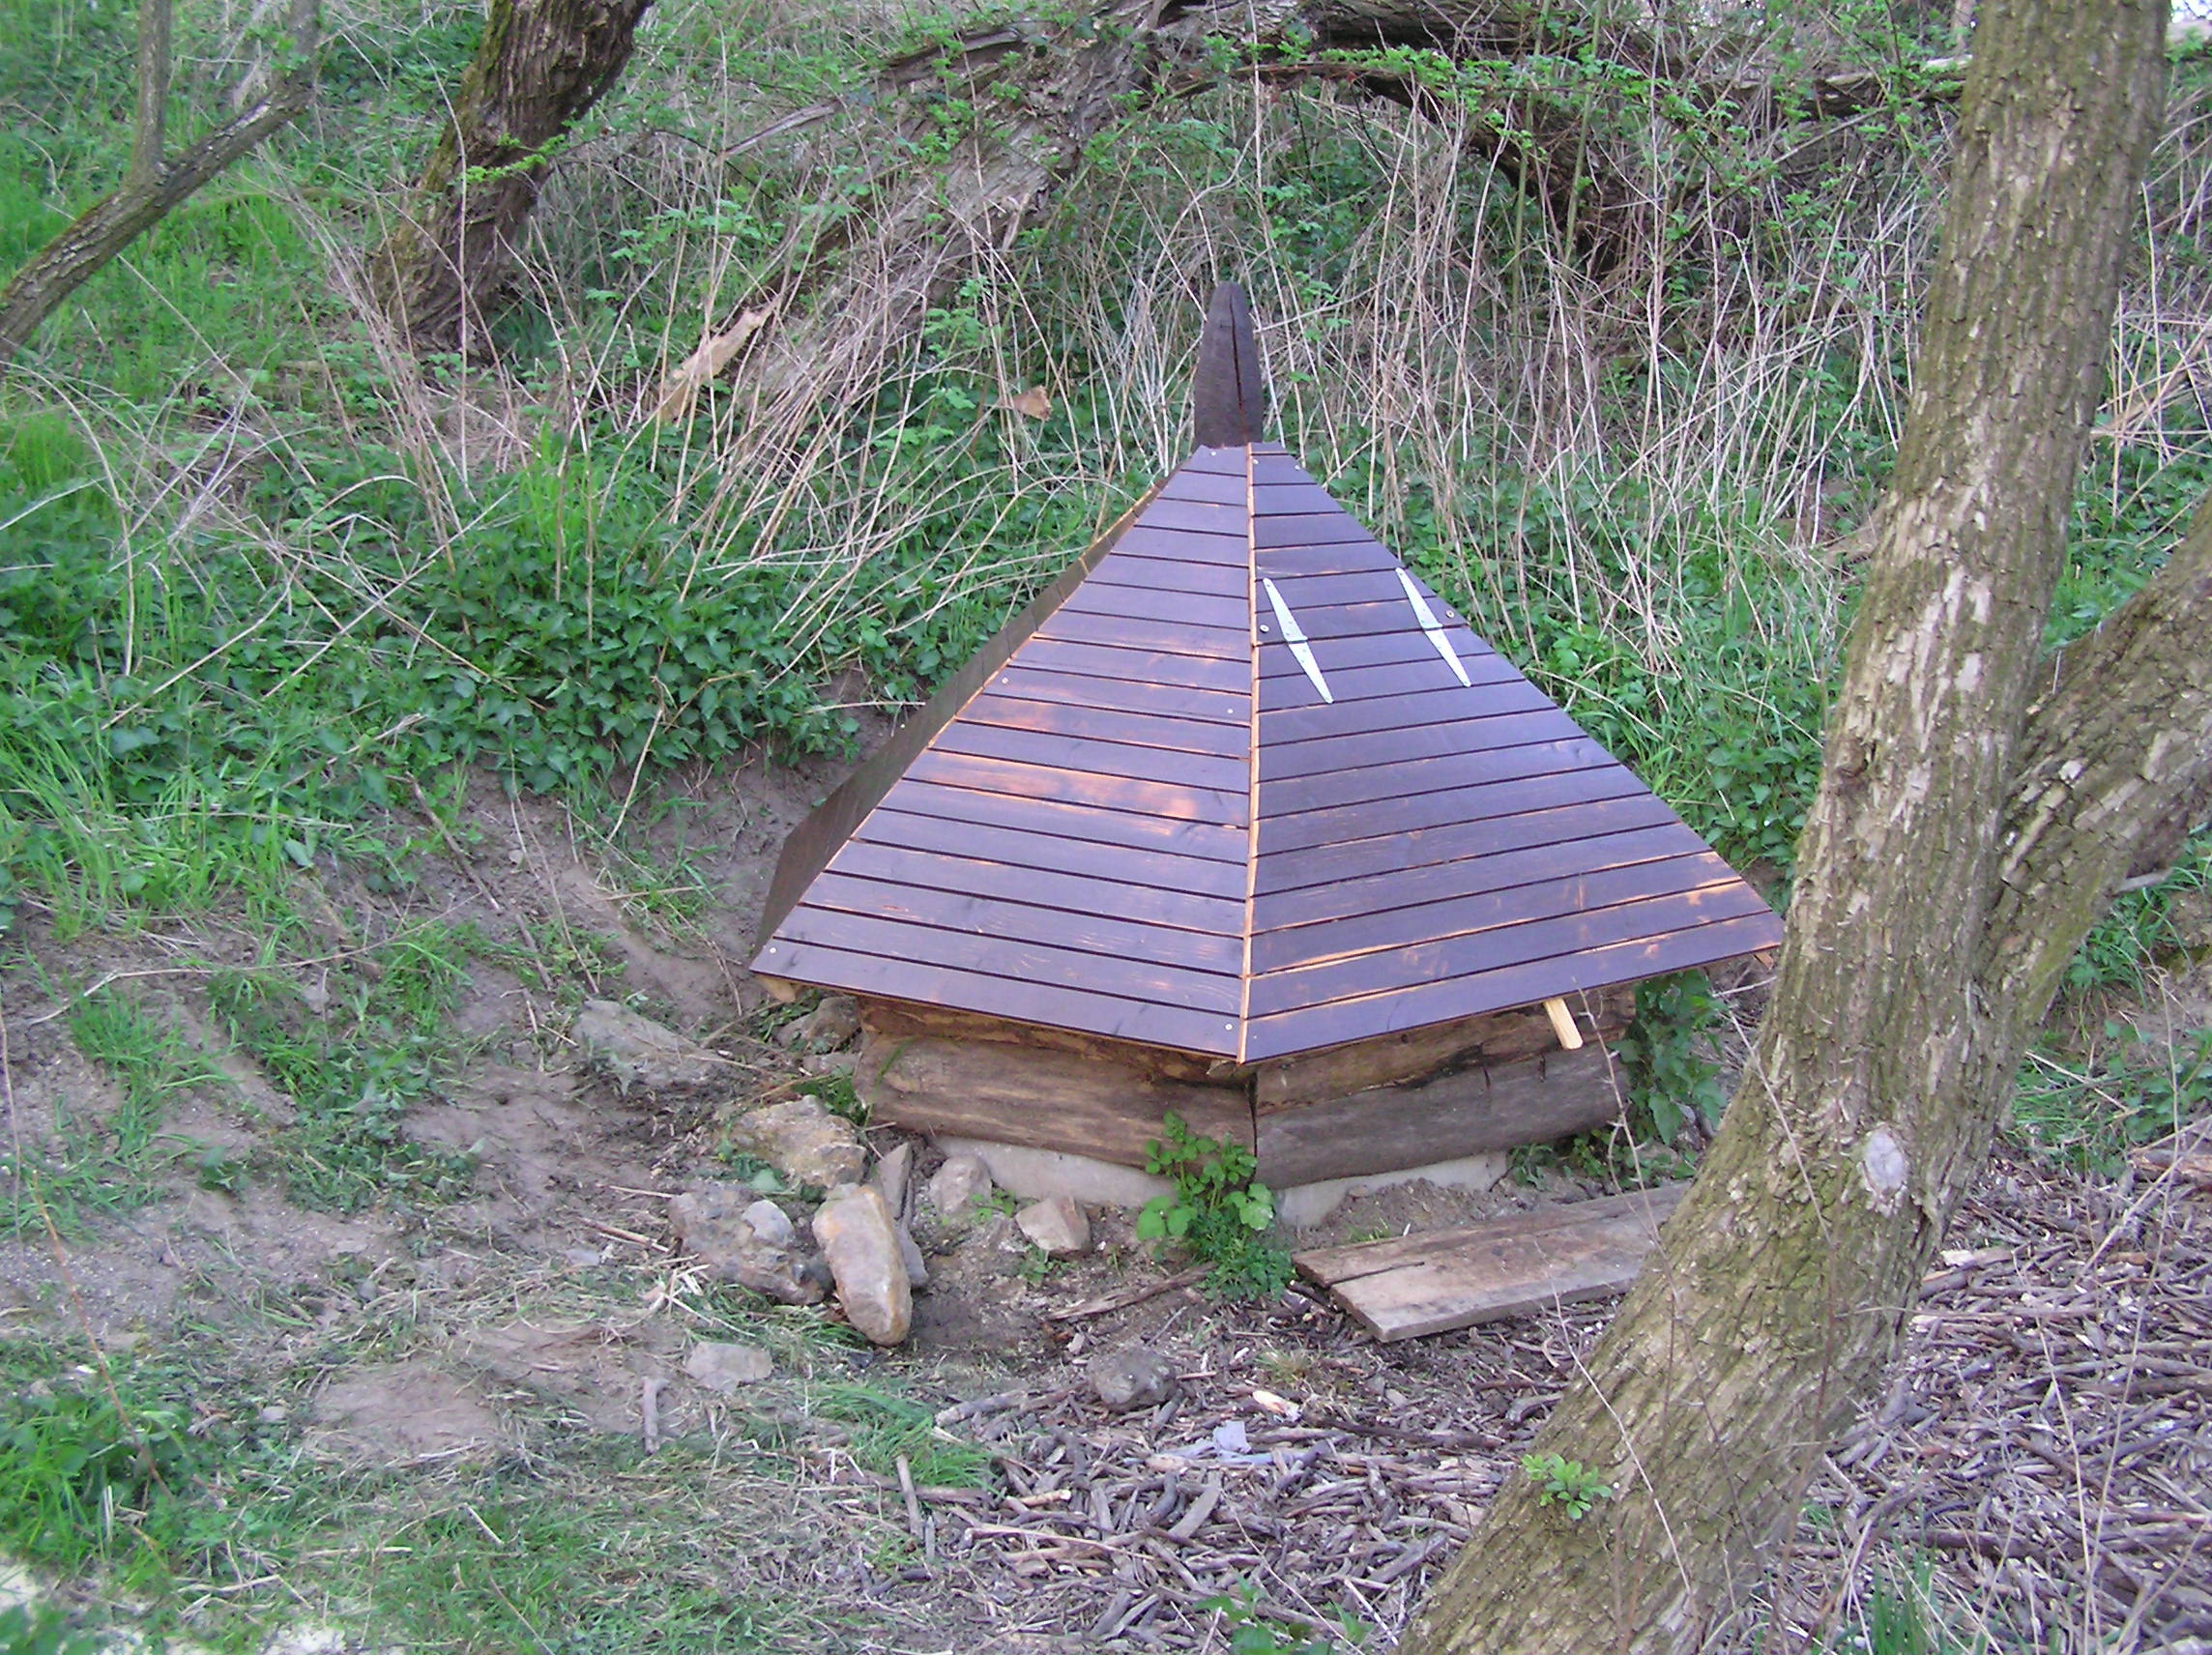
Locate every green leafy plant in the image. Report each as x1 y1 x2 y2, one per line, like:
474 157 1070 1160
1137 1113 1291 1301
1615 972 1728 1146
1522 1451 1614 1520
1199 1582 1370 1653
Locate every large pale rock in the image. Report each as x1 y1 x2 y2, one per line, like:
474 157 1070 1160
684 1340 772 1392
725 1096 866 1189
1016 1195 1091 1258
775 995 861 1051
871 1141 915 1216
926 1153 996 1225
812 1185 912 1345
574 1000 726 1093
896 1224 929 1290
668 1182 823 1304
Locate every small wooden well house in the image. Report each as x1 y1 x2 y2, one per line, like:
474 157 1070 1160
752 284 1782 1217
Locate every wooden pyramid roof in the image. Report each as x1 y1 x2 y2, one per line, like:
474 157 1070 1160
751 285 1783 1063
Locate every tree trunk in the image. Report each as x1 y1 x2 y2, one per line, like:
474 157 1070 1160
0 0 317 370
368 0 655 353
1401 2 2204 1650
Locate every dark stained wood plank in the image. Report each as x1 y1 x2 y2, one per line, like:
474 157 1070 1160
1062 580 1250 632
1256 539 1412 579
1115 523 1249 563
781 906 1239 1012
1259 627 1503 679
1252 852 1737 976
1260 703 1586 781
1293 1186 1685 1341
1256 1046 1623 1186
1258 567 1416 609
1251 449 1317 485
1183 445 1248 475
1259 679 1559 746
1035 608 1249 662
800 871 1244 972
1267 599 1491 648
1007 637 1251 693
1254 511 1378 550
930 719 1251 794
961 689 1250 757
1250 482 1338 517
1157 466 1249 505
1088 551 1250 598
759 941 1239 1056
1255 792 1683 894
859 806 1249 897
1255 820 1708 930
877 776 1250 863
1257 651 1528 714
857 1032 1252 1168
1259 763 1648 856
827 836 1249 933
983 662 1249 727
1265 756 1645 854
1248 880 1774 1016
1242 907 1786 1059
904 747 1250 827
1261 733 1615 818
1134 496 1247 537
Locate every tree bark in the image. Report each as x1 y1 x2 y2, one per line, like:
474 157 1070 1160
1401 1 2197 1650
0 0 318 370
368 0 655 353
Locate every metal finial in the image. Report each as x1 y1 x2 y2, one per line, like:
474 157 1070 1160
1192 281 1265 447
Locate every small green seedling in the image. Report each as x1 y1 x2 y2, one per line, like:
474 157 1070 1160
1136 1113 1291 1301
1523 1451 1614 1520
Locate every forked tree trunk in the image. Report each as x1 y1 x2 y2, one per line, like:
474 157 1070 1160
0 0 318 369
368 0 654 353
1400 2 2207 1650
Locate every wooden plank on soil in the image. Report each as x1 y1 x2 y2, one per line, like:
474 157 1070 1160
1293 1184 1687 1341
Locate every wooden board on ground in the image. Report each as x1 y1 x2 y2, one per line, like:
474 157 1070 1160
1294 1184 1686 1342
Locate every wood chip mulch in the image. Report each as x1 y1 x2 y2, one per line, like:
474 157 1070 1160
823 1138 2208 1652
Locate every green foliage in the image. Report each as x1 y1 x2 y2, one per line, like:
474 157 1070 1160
1138 1112 1291 1302
1522 1451 1614 1521
1615 972 1728 1146
2012 1020 2212 1175
0 1603 102 1655
1200 1582 1371 1653
209 933 477 1212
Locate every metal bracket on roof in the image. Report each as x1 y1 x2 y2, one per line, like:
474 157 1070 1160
1262 578 1333 704
1193 282 1266 447
1396 567 1471 686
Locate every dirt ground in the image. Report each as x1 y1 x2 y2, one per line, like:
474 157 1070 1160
2 747 2207 1653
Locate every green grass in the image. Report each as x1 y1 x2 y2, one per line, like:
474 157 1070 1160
0 1337 816 1653
208 929 478 1212
2 993 226 1236
808 1380 994 1488
2012 1020 2212 1175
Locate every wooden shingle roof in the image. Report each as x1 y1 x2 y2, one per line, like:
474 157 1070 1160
751 285 1782 1062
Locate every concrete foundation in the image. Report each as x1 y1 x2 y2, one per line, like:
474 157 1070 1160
935 1135 1509 1231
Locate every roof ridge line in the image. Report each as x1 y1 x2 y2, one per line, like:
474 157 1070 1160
1237 442 1262 1067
